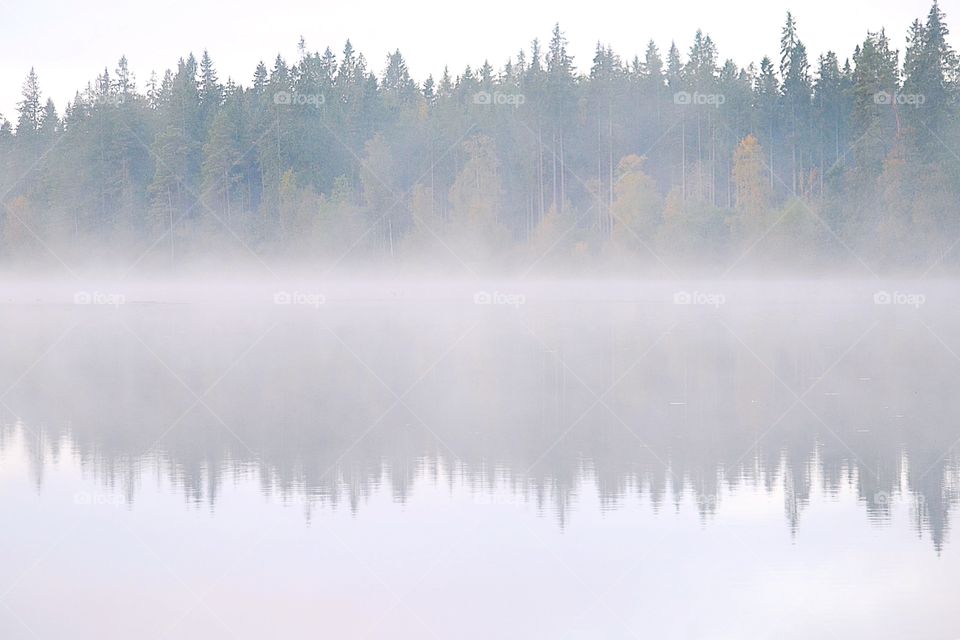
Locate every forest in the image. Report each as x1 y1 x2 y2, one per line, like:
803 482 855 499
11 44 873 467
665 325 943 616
0 2 958 274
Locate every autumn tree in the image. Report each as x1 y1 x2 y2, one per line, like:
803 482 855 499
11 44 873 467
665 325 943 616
731 134 772 240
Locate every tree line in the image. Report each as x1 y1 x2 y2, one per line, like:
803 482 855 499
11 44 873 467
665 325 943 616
1 2 958 274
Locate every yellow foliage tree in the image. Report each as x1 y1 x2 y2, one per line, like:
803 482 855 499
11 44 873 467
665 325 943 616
611 154 661 240
731 134 772 240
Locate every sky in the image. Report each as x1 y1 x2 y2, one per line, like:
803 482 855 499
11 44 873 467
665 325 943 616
0 0 954 121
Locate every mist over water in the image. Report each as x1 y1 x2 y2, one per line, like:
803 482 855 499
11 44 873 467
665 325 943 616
6 0 960 635
1 278 959 638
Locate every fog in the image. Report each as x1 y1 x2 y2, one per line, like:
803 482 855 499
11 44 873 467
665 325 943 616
3 279 958 542
5 1 960 636
3 276 960 637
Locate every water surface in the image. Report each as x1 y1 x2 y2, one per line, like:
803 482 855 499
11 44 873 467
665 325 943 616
1 281 958 638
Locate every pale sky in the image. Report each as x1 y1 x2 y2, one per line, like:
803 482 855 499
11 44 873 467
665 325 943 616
0 0 954 121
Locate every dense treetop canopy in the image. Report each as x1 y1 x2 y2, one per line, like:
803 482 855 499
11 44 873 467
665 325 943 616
1 3 957 274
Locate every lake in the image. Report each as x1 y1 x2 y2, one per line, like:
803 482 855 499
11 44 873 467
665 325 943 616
1 280 958 638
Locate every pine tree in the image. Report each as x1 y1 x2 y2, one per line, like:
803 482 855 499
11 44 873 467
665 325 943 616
851 31 899 174
779 12 813 194
16 69 42 139
754 57 780 189
199 50 224 126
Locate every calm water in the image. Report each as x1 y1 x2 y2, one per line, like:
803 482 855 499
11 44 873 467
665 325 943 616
1 281 959 639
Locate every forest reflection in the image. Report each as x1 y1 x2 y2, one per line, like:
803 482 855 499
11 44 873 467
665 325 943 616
2 290 958 551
